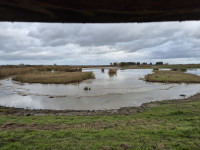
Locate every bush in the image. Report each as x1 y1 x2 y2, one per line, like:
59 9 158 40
180 68 187 72
108 69 117 75
153 67 159 71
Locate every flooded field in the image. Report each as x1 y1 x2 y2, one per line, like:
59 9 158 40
0 68 200 110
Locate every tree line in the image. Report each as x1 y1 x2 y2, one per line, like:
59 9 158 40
110 62 165 67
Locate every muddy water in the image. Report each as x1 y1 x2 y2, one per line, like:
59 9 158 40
0 68 200 110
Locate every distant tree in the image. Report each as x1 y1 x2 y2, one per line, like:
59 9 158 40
136 62 140 65
110 63 113 66
150 62 153 65
156 62 163 65
127 62 135 65
113 62 118 66
19 63 24 66
119 62 127 67
142 62 147 65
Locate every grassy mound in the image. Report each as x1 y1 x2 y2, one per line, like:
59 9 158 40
145 71 200 83
13 72 95 84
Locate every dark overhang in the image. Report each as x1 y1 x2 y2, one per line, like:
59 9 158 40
1 0 200 23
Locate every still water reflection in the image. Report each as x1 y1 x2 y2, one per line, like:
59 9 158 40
0 68 200 110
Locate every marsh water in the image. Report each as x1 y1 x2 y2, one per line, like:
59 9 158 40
0 68 200 110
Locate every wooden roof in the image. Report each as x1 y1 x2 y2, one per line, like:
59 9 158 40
1 0 200 23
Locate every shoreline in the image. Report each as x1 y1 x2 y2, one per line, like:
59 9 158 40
1 93 199 116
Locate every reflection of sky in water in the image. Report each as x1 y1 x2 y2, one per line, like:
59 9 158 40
0 68 200 110
187 69 200 76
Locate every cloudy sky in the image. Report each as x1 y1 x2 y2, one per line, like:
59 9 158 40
0 21 200 65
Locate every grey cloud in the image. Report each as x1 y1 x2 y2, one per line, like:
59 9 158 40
0 22 200 65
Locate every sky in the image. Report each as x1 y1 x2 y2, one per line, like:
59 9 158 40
0 21 200 65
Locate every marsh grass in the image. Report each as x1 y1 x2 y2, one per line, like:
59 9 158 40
0 67 37 79
13 72 95 84
153 67 159 71
108 68 118 77
0 98 200 149
145 70 200 83
108 68 117 74
35 65 82 72
121 64 200 70
180 68 187 72
0 65 83 79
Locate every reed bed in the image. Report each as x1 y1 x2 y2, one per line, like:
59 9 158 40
0 65 83 79
145 70 200 83
35 65 82 72
13 72 95 84
0 67 37 79
108 68 117 75
153 67 159 71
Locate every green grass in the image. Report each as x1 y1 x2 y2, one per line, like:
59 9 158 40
13 72 95 84
0 100 200 149
145 70 200 83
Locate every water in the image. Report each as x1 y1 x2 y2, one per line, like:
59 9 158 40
0 68 200 110
187 69 200 76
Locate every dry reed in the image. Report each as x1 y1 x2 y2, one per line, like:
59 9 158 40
145 71 200 83
108 68 117 74
13 72 95 84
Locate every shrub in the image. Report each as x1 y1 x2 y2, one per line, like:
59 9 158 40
108 69 117 75
180 68 187 72
153 67 159 71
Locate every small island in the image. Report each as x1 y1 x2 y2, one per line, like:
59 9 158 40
13 72 95 84
145 70 200 83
